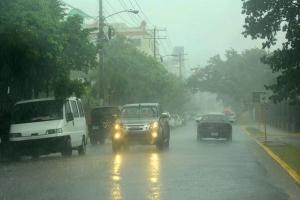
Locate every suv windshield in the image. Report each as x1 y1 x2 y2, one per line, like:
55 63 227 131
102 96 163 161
121 106 158 118
11 100 63 124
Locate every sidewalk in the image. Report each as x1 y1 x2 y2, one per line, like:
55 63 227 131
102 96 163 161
244 123 300 184
251 124 300 149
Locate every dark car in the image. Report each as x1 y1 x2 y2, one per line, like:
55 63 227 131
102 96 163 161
196 113 232 141
111 103 170 152
89 106 120 145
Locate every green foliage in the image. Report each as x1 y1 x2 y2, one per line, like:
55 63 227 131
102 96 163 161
187 48 275 111
242 0 300 103
0 0 97 102
91 37 188 113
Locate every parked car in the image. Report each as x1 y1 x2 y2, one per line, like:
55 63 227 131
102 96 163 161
89 106 120 145
9 97 88 159
111 103 170 152
196 113 232 141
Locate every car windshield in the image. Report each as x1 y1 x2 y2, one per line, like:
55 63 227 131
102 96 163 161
202 114 227 121
11 100 63 124
121 106 158 118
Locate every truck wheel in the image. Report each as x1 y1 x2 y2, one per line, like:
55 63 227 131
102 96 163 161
61 137 72 157
90 135 97 145
227 133 232 142
78 137 86 156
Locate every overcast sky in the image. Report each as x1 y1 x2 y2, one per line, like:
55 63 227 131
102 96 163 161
64 0 263 68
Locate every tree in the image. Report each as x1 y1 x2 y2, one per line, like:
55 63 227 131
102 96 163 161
89 37 189 113
187 48 275 111
242 0 300 103
0 0 97 102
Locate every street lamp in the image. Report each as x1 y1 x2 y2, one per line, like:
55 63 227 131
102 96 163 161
98 3 139 105
104 9 139 20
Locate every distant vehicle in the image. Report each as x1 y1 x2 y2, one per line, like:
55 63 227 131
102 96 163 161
9 97 88 159
224 109 236 123
89 106 120 145
196 113 232 141
111 103 170 152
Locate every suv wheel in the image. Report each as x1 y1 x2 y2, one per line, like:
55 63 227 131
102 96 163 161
90 135 97 145
61 137 72 157
78 137 86 155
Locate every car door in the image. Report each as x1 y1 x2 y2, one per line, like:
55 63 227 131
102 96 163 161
77 100 87 140
70 100 81 146
64 100 77 147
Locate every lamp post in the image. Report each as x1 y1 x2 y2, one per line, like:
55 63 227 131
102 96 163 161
98 0 138 105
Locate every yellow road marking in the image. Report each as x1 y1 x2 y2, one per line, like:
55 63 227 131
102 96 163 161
242 126 300 185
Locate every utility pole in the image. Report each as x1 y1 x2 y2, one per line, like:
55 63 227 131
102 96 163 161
178 54 183 79
98 0 105 105
146 28 167 59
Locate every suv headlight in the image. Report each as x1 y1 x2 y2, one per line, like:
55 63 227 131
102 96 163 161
114 123 121 131
151 121 159 129
46 128 62 134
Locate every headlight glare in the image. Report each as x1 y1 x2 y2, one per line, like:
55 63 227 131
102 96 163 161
114 132 121 140
114 124 121 130
152 131 158 138
151 121 159 129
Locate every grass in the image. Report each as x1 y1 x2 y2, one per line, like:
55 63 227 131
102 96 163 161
245 127 264 136
266 144 300 175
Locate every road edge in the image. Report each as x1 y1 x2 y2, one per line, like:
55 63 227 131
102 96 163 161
241 126 300 186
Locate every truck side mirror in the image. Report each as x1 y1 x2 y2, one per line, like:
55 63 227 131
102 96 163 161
66 113 74 122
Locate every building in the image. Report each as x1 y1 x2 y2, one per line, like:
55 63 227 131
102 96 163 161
110 21 158 57
163 46 185 78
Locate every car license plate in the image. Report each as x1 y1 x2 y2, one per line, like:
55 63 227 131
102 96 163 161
211 132 219 137
92 126 99 130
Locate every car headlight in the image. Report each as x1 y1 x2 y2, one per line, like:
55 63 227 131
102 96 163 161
114 132 121 140
114 123 121 131
10 133 22 138
46 128 62 134
151 121 159 129
151 131 158 138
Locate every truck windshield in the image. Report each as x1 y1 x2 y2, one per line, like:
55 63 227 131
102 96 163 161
121 106 158 118
11 100 63 124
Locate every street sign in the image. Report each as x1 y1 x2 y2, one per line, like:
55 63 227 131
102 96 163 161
252 92 266 103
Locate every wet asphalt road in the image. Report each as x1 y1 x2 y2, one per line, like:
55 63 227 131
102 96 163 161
0 122 300 200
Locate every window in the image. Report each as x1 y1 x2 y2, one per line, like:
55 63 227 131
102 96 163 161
70 100 79 118
11 100 63 124
65 101 71 115
77 100 84 117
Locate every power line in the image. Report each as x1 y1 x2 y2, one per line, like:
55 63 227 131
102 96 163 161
133 0 154 27
117 0 140 26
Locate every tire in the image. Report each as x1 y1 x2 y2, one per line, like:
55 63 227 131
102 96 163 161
61 137 72 157
227 133 232 142
78 137 86 156
90 135 97 146
31 152 40 160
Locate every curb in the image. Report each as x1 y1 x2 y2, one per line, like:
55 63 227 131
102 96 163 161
242 127 300 186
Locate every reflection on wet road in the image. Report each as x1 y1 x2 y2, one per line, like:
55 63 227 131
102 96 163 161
0 123 300 200
112 154 122 200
